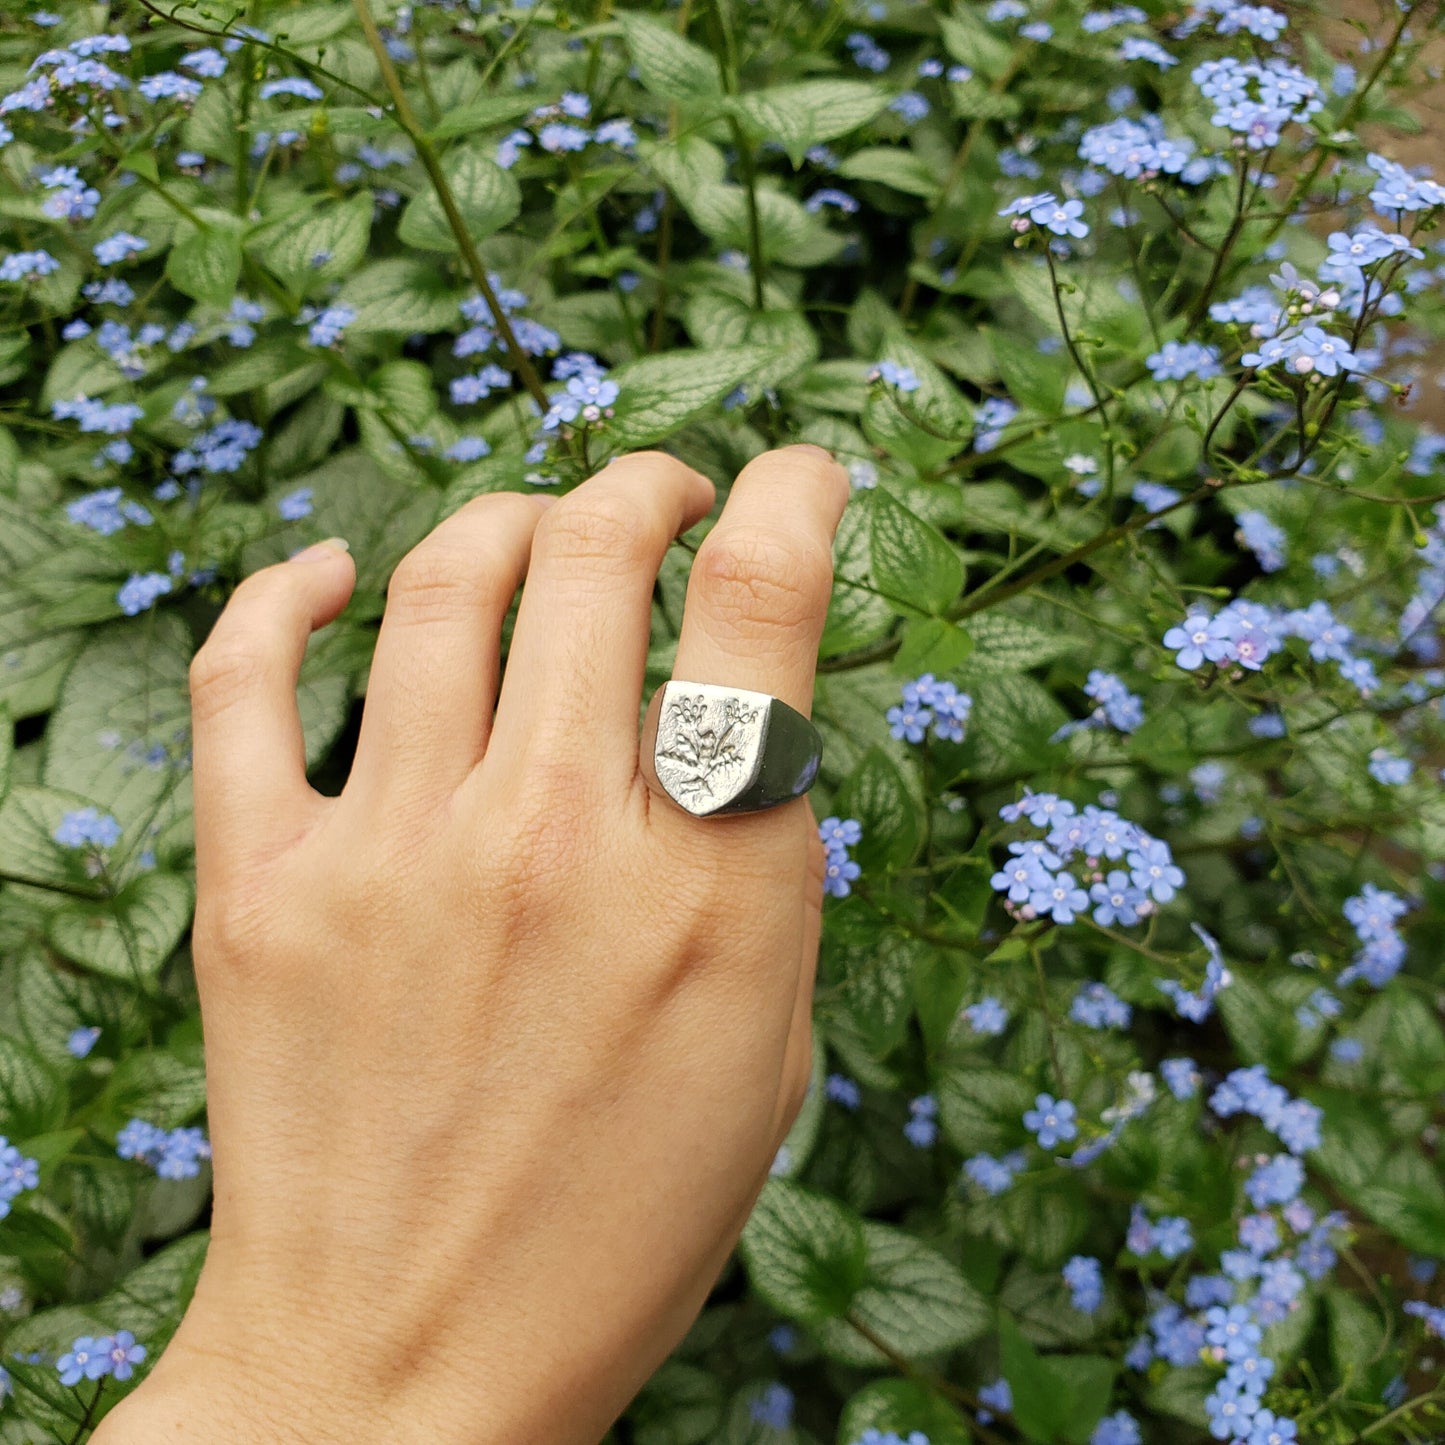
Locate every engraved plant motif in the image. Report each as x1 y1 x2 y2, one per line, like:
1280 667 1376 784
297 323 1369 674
657 693 761 799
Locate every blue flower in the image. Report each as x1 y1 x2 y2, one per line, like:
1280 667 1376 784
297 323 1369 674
871 359 919 392
1237 511 1287 572
1119 37 1175 68
537 122 590 153
260 76 323 101
1247 1411 1298 1445
98 1331 147 1381
889 91 929 123
0 249 60 281
748 1383 793 1430
180 48 228 77
0 1139 39 1214
1160 1058 1200 1099
137 72 203 103
302 303 355 347
1146 340 1221 382
67 1026 101 1058
1367 749 1410 785
277 486 314 521
963 1152 1025 1195
1090 1413 1140 1445
1063 1254 1103 1312
1030 871 1089 925
963 997 1009 1035
56 1337 108 1387
825 1073 860 1109
904 1094 938 1147
1028 196 1089 238
1088 873 1146 928
1163 609 1234 671
1024 1093 1077 1148
53 807 122 849
1245 1154 1304 1208
804 187 859 214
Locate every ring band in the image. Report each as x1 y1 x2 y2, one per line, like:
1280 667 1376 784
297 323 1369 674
641 680 823 817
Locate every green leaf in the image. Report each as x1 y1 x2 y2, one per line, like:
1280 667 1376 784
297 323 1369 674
939 1066 1034 1155
620 14 723 101
822 503 894 658
999 1316 1116 1444
960 613 1078 673
101 1048 207 1131
952 673 1067 779
738 1179 868 1323
988 329 1066 415
632 1363 726 1445
16 951 141 1067
397 146 521 252
261 193 373 292
732 82 888 167
42 615 193 843
836 148 941 200
295 449 441 595
47 871 193 985
893 617 974 677
339 258 463 333
862 338 973 470
837 1380 971 1445
835 746 922 872
0 783 102 890
868 488 964 616
166 224 243 307
832 930 929 1057
426 94 537 141
606 346 784 450
1327 1288 1390 1395
0 1037 67 1139
813 1222 992 1366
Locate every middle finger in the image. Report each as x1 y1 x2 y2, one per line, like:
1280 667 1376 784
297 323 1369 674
485 451 715 795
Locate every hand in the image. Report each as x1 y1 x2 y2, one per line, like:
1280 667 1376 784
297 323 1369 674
93 446 850 1445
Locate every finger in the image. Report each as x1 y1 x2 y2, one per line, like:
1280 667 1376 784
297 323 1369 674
773 821 824 1145
670 445 848 718
486 452 715 795
347 492 554 808
189 539 355 877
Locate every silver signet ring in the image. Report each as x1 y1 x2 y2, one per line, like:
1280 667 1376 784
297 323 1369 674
641 680 824 817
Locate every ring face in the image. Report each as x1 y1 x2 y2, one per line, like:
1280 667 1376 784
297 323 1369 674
641 681 823 817
648 682 770 815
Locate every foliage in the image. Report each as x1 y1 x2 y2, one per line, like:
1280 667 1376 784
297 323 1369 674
1 0 1444 1442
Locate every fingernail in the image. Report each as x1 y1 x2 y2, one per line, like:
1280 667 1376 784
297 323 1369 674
289 537 350 562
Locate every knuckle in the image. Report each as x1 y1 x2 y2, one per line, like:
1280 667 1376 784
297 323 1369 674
694 526 832 636
192 881 273 969
388 543 510 625
188 641 270 723
533 492 655 574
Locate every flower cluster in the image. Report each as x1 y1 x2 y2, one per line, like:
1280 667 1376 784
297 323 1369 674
1338 883 1408 988
0 1139 39 1219
884 674 972 744
1162 599 1380 692
55 1332 147 1387
115 1119 212 1180
990 792 1185 928
818 816 862 899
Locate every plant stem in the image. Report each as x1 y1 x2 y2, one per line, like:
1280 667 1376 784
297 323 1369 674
350 0 550 409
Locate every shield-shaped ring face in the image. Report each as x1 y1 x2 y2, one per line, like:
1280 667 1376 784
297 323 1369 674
644 681 772 816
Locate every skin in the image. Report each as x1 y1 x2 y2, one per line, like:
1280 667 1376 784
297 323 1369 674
92 445 850 1445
